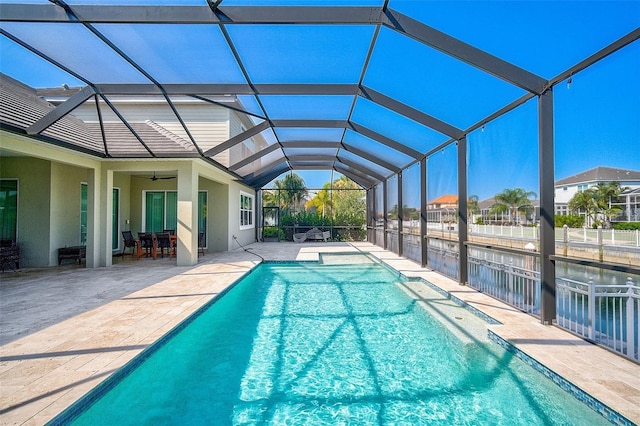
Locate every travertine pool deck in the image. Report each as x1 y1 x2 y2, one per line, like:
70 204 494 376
1 242 638 425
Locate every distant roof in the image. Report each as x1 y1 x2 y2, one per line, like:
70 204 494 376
555 167 640 186
428 194 458 205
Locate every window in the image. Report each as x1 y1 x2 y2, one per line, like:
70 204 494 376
0 179 18 241
240 191 254 229
577 184 589 192
81 184 119 249
80 183 87 245
112 188 120 250
144 190 207 243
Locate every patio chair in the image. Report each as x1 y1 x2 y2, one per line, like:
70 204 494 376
156 232 173 258
121 231 139 258
198 231 206 256
137 232 155 258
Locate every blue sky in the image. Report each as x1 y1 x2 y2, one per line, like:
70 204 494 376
1 1 638 203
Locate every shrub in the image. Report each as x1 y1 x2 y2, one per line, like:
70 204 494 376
555 214 584 228
612 222 640 231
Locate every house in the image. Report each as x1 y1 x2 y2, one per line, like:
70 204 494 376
554 166 640 222
0 74 267 268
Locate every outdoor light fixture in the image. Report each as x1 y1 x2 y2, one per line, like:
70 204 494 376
567 76 573 89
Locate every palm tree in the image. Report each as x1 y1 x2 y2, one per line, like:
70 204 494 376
305 183 333 218
568 189 599 226
261 189 279 207
490 188 537 225
274 173 307 214
593 182 626 226
570 182 627 227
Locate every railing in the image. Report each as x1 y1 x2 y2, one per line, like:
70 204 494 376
468 258 540 316
426 241 459 280
470 224 538 240
557 227 640 247
467 251 639 361
557 277 639 361
467 224 640 247
401 232 421 263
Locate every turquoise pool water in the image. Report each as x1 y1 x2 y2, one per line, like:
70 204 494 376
56 261 610 425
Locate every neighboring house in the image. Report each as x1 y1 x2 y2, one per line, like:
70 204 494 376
426 194 458 224
0 74 266 268
554 166 640 222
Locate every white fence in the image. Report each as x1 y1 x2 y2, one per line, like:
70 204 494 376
466 252 639 362
466 224 640 247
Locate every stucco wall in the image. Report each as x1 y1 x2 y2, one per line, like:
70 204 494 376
50 162 89 265
199 177 228 253
0 157 52 267
229 182 256 248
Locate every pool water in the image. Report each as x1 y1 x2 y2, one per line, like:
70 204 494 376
58 262 610 425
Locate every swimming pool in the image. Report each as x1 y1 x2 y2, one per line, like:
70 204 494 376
51 260 612 425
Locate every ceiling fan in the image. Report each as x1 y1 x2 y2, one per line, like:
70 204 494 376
139 172 176 181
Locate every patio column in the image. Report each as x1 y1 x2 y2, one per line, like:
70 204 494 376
86 167 109 268
539 88 556 324
100 169 114 267
457 137 468 285
397 171 403 257
177 163 199 266
420 157 427 267
383 179 388 250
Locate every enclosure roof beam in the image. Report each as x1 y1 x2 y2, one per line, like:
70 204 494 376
334 163 377 188
26 85 96 135
245 163 290 189
281 141 342 149
228 143 282 172
286 155 336 163
204 120 270 157
336 156 387 182
358 86 462 139
245 157 289 180
380 10 547 94
348 122 423 160
341 143 401 173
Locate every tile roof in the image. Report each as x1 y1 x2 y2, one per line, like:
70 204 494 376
555 166 640 186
